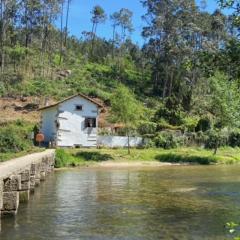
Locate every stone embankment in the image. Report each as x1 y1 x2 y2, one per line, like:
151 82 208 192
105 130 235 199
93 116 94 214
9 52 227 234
0 150 55 216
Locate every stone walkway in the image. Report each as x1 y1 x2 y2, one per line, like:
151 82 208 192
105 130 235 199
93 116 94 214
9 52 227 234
0 150 55 179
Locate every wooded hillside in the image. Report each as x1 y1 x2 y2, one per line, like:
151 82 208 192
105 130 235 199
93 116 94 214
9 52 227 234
1 0 240 151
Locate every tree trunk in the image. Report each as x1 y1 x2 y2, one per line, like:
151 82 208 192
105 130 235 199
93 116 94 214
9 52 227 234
0 0 5 73
213 141 218 155
127 128 130 154
162 64 169 98
168 69 174 97
59 0 64 65
112 25 116 59
91 23 97 58
64 0 70 47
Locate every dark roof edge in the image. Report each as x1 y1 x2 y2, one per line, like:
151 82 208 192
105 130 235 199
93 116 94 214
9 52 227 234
38 93 103 111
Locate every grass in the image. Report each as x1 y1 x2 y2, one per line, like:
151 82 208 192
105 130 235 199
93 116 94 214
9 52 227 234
0 147 44 162
55 147 240 168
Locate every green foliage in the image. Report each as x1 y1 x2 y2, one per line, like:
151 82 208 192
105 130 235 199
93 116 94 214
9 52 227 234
204 130 228 149
110 84 143 128
0 0 240 158
0 120 33 153
154 98 185 126
54 147 240 168
219 0 240 26
91 5 107 24
74 151 113 161
183 116 199 132
209 72 240 128
55 149 113 168
195 118 212 132
195 131 207 145
154 132 179 149
137 121 157 136
155 153 217 165
229 131 240 147
225 221 240 239
156 119 183 131
55 149 75 168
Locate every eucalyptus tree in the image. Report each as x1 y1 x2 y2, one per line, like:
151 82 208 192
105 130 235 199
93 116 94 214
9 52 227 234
20 0 42 48
142 0 199 99
40 0 62 75
118 8 134 44
219 0 240 26
110 11 121 58
142 0 230 111
90 5 107 57
110 84 142 154
64 0 70 47
0 0 19 72
110 8 133 59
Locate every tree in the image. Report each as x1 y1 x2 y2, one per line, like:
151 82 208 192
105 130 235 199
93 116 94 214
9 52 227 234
118 8 133 44
197 72 240 125
90 5 107 58
21 0 42 48
0 0 18 73
110 85 142 154
111 8 134 56
64 0 70 47
218 0 240 26
110 11 120 59
142 0 229 111
59 0 65 64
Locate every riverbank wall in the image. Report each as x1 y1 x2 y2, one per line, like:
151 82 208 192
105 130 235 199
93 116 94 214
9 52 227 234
0 149 55 217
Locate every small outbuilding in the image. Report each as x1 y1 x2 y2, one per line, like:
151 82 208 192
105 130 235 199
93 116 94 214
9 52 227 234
39 93 103 147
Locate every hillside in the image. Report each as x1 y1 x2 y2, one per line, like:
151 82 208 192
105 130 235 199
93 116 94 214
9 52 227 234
1 0 240 156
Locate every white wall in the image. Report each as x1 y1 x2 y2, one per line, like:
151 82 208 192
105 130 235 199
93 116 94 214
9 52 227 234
57 96 99 147
97 136 143 148
40 107 57 142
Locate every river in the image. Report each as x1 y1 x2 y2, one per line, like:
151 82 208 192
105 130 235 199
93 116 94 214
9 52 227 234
1 165 240 239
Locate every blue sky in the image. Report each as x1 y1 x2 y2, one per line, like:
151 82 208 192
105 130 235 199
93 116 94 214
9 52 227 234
57 0 221 45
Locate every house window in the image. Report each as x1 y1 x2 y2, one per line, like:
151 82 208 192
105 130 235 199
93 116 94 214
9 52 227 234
75 105 83 111
85 118 96 128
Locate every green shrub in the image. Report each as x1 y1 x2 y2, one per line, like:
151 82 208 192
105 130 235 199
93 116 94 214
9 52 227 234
154 97 185 126
229 131 240 147
183 116 199 132
195 131 207 145
144 139 155 148
154 132 178 149
137 121 157 135
157 119 183 131
55 149 75 168
55 149 113 168
0 121 33 153
204 130 228 149
155 153 217 165
74 151 113 161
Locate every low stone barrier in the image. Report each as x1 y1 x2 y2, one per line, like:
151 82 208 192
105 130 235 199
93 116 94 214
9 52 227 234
0 149 55 217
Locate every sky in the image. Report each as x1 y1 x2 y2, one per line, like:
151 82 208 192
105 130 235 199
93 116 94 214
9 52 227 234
57 0 221 46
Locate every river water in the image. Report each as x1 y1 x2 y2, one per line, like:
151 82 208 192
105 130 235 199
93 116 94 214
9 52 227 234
1 165 240 240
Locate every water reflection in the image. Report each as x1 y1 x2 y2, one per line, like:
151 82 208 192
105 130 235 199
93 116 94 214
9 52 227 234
1 165 240 239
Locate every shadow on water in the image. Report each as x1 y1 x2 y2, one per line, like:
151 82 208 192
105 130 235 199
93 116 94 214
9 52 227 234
154 153 217 165
74 151 113 162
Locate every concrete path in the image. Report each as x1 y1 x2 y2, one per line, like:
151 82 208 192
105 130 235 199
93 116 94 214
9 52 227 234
0 150 55 179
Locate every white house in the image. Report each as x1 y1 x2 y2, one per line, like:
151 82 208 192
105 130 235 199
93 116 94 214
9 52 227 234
39 94 103 147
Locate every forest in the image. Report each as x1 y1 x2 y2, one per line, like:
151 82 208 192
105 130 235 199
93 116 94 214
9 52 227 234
1 0 240 155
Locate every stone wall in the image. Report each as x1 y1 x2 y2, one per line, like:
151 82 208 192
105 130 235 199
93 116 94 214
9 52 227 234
0 150 55 217
97 136 144 148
